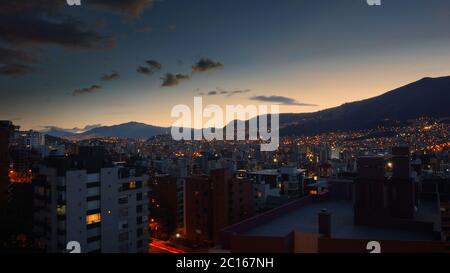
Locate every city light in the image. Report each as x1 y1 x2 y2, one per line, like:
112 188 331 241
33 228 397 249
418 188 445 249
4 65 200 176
8 168 32 184
1 0 450 258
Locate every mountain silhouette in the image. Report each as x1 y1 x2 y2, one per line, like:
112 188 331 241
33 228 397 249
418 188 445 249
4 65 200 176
78 122 169 139
279 76 450 136
46 76 450 139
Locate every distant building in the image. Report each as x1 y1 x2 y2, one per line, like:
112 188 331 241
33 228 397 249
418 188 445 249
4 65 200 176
248 169 281 211
389 146 416 218
354 156 387 225
149 174 184 238
219 147 445 253
354 147 417 225
247 167 306 212
280 167 306 197
44 144 66 157
13 130 45 152
185 168 254 245
330 146 341 160
33 147 149 253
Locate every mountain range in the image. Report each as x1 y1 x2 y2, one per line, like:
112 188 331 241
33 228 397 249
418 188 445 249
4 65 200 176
44 76 450 139
278 76 450 136
44 122 169 140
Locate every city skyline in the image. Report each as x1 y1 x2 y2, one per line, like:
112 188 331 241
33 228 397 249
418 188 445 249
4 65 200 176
2 0 450 130
2 0 450 257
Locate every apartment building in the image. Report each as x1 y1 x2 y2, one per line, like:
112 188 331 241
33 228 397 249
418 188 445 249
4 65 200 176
0 121 20 205
33 147 149 253
185 168 254 245
149 174 185 237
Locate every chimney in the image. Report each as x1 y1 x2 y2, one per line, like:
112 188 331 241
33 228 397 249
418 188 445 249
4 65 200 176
318 209 331 238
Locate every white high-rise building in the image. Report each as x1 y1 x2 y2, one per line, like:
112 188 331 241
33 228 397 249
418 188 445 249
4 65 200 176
33 155 149 253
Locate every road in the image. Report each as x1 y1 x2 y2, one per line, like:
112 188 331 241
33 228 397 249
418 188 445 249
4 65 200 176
149 240 186 254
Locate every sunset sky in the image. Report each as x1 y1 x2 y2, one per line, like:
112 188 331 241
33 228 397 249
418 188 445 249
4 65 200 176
2 0 450 130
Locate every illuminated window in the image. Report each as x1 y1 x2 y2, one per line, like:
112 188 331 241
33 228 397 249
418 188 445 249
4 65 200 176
86 213 101 224
57 205 66 216
309 190 318 196
129 181 137 189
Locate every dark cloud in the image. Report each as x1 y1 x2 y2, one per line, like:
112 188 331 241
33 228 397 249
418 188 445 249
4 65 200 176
0 46 37 76
0 47 36 64
0 16 112 49
137 60 162 75
137 66 151 75
0 0 111 49
89 0 155 17
249 95 318 106
161 73 190 87
0 0 113 77
200 88 251 97
0 64 33 76
226 89 251 97
72 85 102 96
101 71 120 81
0 0 63 15
192 58 224 72
146 60 162 70
0 0 157 77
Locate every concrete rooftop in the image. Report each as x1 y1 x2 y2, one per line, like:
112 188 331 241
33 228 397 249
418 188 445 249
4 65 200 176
244 200 438 241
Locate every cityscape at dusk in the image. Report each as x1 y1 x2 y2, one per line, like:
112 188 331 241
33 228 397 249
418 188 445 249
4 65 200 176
2 0 450 130
1 0 450 268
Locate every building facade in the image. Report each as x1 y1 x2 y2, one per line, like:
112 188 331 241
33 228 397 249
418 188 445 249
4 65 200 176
0 121 18 204
185 168 254 245
33 152 149 253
